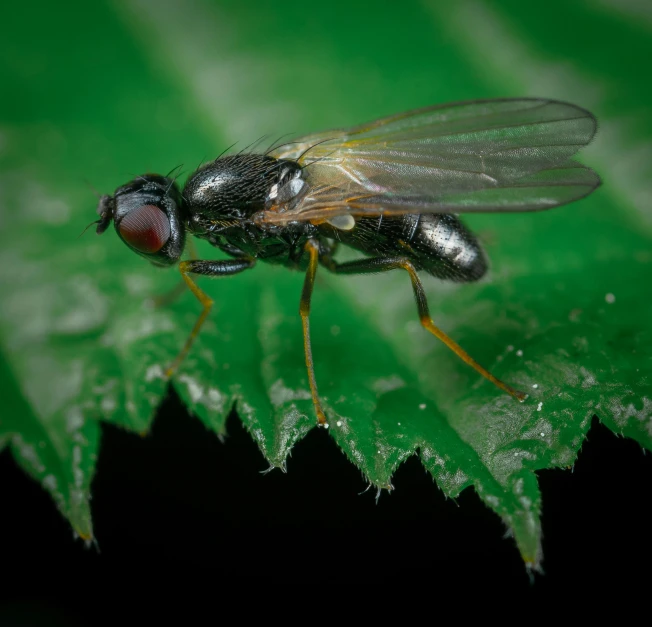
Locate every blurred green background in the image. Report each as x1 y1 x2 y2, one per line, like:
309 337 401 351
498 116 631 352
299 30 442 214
1 0 651 589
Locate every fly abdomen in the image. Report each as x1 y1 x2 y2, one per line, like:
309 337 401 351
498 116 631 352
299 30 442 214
322 213 487 283
401 213 487 282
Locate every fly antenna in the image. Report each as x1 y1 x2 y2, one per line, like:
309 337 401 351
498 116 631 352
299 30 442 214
78 219 101 239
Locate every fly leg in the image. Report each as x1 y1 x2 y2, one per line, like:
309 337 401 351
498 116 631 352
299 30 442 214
165 257 256 378
152 238 199 308
300 239 328 426
153 240 251 308
321 255 527 402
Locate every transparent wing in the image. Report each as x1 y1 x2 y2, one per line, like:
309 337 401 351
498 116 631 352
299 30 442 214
261 98 600 224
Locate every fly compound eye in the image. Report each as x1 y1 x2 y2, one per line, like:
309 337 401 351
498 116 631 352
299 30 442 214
118 204 171 253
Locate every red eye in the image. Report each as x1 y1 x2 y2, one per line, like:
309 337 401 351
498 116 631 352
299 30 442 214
118 204 171 253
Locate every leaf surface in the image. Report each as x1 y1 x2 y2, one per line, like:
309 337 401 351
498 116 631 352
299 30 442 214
0 0 650 566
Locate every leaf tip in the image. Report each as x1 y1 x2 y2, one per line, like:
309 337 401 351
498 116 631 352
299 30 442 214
74 528 96 548
525 558 544 583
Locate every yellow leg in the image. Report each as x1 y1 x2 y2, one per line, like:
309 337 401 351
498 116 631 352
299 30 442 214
164 257 255 378
402 262 527 401
324 255 527 402
152 238 200 308
300 240 328 425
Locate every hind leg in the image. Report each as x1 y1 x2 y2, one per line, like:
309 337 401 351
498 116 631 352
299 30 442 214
321 254 526 401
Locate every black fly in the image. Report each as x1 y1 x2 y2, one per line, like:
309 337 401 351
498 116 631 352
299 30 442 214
92 98 601 426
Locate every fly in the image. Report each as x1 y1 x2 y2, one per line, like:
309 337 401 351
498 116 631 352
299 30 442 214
90 98 601 426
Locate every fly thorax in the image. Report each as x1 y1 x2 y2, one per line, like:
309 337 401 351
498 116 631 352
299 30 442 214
182 154 306 238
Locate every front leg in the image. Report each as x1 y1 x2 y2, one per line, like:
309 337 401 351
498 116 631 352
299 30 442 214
165 257 255 378
152 238 199 308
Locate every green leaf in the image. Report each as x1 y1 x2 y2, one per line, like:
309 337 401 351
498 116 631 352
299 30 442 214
1 0 650 569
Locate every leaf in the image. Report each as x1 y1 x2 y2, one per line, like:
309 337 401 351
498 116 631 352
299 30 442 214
1 0 651 568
